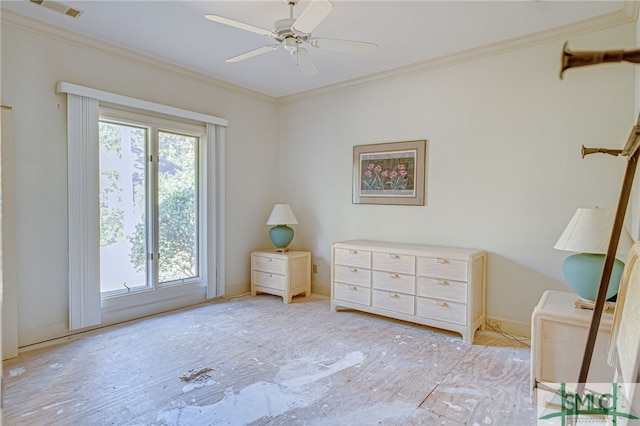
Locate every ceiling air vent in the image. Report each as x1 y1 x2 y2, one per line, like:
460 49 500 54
29 0 83 18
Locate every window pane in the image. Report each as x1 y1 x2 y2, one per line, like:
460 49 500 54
158 131 198 283
99 121 147 293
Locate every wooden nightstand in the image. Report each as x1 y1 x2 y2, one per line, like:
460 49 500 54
530 290 614 402
251 250 311 303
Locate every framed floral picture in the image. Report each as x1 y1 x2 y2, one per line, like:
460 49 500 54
353 140 427 205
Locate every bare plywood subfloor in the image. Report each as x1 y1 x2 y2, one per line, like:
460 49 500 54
3 294 536 425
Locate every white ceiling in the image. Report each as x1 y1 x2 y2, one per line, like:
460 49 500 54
1 0 630 98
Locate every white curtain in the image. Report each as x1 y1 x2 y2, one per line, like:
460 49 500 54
67 94 101 331
2 105 19 358
206 123 226 299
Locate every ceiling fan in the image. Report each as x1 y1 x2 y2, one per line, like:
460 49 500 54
204 0 378 76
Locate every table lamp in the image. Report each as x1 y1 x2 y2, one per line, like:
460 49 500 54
266 204 298 252
554 207 634 301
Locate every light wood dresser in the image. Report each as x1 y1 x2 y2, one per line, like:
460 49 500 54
331 240 487 343
251 250 311 303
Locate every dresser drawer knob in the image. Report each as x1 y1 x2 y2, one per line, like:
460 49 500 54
389 273 400 278
350 268 358 272
435 258 449 264
435 280 449 286
349 250 358 254
350 286 358 291
387 292 400 298
266 258 272 262
389 254 400 259
434 300 448 307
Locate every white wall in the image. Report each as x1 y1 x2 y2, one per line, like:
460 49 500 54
1 12 637 347
278 23 637 332
1 13 279 346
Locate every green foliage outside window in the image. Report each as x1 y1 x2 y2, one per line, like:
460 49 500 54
129 131 198 283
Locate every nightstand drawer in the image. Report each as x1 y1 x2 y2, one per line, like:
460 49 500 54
372 270 415 294
416 297 466 325
417 257 467 282
334 282 370 305
416 276 467 304
372 252 415 274
334 264 371 287
334 248 371 269
252 254 286 275
252 270 285 290
372 289 414 315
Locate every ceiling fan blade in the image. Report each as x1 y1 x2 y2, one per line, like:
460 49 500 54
205 14 273 37
292 0 333 35
291 48 318 76
310 37 378 53
226 44 279 63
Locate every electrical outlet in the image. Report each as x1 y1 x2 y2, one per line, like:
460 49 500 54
487 319 501 330
312 264 318 274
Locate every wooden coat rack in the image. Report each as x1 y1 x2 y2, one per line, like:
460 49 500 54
561 42 640 390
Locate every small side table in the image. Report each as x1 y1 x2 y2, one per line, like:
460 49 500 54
530 290 614 402
251 250 311 303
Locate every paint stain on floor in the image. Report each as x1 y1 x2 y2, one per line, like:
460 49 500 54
157 351 365 425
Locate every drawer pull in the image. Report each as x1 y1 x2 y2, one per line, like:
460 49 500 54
434 300 448 307
349 250 358 254
435 280 449 285
266 258 272 262
350 286 358 291
268 273 273 277
387 292 400 298
350 268 358 272
389 273 400 278
435 258 449 264
389 254 400 259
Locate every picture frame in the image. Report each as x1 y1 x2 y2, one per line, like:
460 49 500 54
353 140 427 205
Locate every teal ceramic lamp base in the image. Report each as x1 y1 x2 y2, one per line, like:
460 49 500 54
562 253 624 301
269 225 294 252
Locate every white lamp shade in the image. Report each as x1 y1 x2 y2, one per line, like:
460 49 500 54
266 204 298 225
554 207 634 255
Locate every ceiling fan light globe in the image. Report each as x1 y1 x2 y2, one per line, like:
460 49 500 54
283 37 298 52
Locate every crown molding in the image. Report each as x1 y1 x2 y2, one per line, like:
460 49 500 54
0 9 277 105
278 4 638 105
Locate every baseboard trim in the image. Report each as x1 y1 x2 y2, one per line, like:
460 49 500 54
486 316 531 339
311 283 330 297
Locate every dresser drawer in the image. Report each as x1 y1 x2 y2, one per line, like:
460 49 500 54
252 254 286 275
372 289 415 315
252 270 285 290
417 276 467 304
334 264 371 287
334 248 371 269
417 257 467 282
372 252 415 274
416 297 466 325
372 270 415 294
334 282 371 305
